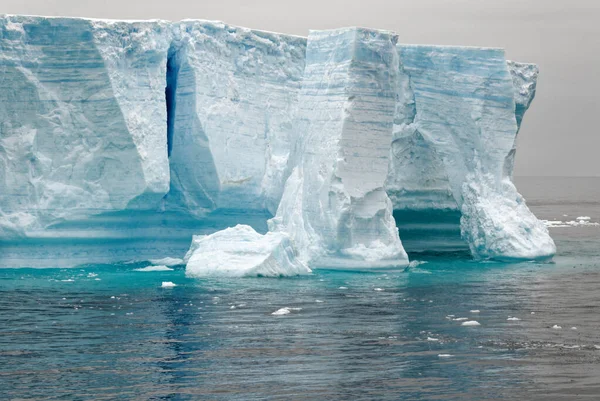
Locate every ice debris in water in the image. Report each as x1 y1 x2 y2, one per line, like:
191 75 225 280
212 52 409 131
470 310 480 313
149 257 184 267
543 218 599 228
427 337 439 342
374 288 384 292
135 265 174 272
184 225 311 278
552 325 562 329
272 307 302 316
161 282 177 288
438 354 453 358
507 317 520 321
462 321 481 326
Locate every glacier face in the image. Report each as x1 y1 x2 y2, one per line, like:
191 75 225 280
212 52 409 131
0 16 171 239
269 28 409 268
0 15 554 268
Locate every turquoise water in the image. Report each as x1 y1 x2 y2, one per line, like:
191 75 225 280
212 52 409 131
1 177 600 400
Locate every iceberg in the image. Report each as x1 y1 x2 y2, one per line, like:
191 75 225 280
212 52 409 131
184 225 310 277
0 15 555 268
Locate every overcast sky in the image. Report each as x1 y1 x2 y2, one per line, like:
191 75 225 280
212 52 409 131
3 0 599 176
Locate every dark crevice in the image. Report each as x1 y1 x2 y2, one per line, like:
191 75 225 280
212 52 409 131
165 43 180 158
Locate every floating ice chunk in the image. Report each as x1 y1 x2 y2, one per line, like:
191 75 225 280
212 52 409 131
135 265 174 272
272 308 291 316
576 216 591 220
315 299 324 303
408 260 428 268
374 288 384 292
438 354 453 358
507 317 520 321
149 257 184 267
427 337 439 342
571 327 577 330
339 287 348 290
185 225 311 278
552 325 562 329
453 318 469 321
61 279 74 282
161 282 177 288
462 321 481 326
470 310 480 313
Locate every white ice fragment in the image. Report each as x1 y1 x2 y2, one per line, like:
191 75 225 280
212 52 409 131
552 325 562 329
149 257 184 267
507 317 520 321
272 308 291 316
576 216 591 220
470 310 480 313
315 300 324 303
185 225 310 278
339 287 348 290
427 337 439 342
438 354 453 358
161 282 177 288
462 321 481 326
61 279 74 282
135 265 174 272
571 327 577 330
374 288 384 292
453 318 469 321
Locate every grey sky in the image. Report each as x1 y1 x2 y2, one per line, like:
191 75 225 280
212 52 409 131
3 0 599 176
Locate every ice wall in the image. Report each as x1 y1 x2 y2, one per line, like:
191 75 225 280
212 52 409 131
270 28 409 268
165 21 306 216
388 45 554 260
0 16 171 238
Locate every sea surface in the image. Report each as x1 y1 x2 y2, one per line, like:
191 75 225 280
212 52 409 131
1 177 599 400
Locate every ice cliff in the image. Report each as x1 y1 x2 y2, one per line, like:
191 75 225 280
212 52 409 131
0 15 555 269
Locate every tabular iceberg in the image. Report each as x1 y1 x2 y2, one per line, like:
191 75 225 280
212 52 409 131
0 15 555 269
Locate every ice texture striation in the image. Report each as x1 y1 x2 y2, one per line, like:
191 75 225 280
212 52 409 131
269 28 409 268
0 16 171 237
0 15 554 268
390 45 555 260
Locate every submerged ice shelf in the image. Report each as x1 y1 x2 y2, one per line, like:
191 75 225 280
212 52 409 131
0 15 555 270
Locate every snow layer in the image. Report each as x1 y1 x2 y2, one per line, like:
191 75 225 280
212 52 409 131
185 225 310 277
270 28 409 269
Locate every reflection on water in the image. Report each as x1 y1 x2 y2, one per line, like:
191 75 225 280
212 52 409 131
1 177 600 400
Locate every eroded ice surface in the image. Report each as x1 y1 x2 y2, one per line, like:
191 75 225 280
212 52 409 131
270 28 409 269
185 225 310 277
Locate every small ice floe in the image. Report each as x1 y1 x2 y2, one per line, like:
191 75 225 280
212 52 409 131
149 257 184 267
543 217 600 228
552 325 562 329
94 278 101 281
161 282 177 288
462 321 481 326
408 260 428 268
594 345 600 350
230 305 236 309
135 265 174 272
438 354 453 358
61 279 74 282
571 327 578 330
126 312 133 316
272 307 302 316
470 310 480 313
507 317 521 321
87 273 98 277
531 312 535 314
315 299 324 303
110 296 115 299
374 288 384 292
453 317 469 321
427 337 439 342
339 286 348 290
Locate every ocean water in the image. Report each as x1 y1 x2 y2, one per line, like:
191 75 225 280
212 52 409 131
1 177 599 400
